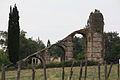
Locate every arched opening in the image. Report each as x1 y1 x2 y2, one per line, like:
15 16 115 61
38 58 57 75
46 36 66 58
31 56 44 64
49 44 65 62
72 33 85 60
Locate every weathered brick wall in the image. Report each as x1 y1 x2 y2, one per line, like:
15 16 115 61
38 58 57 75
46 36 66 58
59 35 73 60
86 10 104 63
86 32 104 63
41 10 105 64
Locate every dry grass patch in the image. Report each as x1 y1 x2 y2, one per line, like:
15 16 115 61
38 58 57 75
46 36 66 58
0 64 119 80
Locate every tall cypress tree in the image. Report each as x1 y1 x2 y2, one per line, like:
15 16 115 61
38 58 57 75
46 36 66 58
47 39 51 47
8 5 20 64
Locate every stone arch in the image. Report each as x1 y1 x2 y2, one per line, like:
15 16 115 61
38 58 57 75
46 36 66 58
18 51 46 65
60 29 86 61
48 44 66 62
31 56 44 64
71 32 86 60
17 10 104 64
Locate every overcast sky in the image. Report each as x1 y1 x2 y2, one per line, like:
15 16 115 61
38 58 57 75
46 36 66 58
0 0 120 44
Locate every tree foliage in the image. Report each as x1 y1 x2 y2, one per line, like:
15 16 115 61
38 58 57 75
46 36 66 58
47 39 64 58
47 39 51 47
8 5 20 64
0 50 10 65
0 31 8 51
50 46 64 58
0 30 45 64
104 32 120 63
73 36 85 60
19 31 45 59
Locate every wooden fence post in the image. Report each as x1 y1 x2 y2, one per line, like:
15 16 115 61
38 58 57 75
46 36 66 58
104 62 108 80
79 60 83 80
92 66 96 80
1 64 5 80
107 63 113 79
17 64 21 80
32 65 35 80
98 63 101 80
62 61 65 80
118 63 120 80
62 54 65 80
69 61 74 80
43 63 47 80
84 60 87 80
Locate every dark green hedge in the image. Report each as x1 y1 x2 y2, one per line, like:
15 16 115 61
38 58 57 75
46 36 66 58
37 60 98 68
0 60 98 71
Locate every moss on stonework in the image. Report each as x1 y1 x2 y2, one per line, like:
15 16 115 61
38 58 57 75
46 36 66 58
87 9 104 33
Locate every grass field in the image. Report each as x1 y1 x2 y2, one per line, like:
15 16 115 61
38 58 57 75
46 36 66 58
0 64 119 80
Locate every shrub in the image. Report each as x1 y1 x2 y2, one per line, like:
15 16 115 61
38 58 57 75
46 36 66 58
0 50 10 66
0 60 98 71
37 60 99 68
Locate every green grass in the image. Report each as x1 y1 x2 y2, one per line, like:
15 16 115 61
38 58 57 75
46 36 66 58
0 64 119 80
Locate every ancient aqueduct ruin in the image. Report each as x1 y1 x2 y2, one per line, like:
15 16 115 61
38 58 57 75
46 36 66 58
19 10 105 64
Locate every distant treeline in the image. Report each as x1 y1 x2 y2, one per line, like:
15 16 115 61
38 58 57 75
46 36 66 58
0 30 120 65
